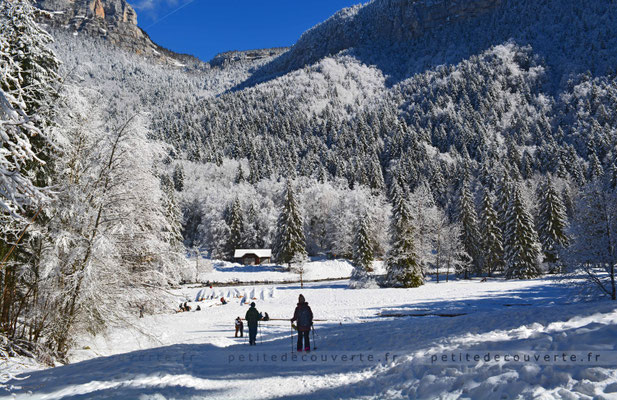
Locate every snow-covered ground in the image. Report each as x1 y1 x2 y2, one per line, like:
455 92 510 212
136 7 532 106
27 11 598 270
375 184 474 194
3 275 617 399
194 259 363 284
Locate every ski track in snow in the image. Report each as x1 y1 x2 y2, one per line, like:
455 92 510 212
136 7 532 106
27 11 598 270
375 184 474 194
2 275 617 399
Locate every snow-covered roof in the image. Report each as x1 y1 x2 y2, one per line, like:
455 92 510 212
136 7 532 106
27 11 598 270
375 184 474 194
234 249 272 258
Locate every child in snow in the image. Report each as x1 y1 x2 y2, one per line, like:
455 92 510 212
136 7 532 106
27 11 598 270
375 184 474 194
291 294 313 352
220 297 227 305
235 317 244 337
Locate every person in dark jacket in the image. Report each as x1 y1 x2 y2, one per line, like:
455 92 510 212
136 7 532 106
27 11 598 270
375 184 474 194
291 294 313 352
245 302 260 345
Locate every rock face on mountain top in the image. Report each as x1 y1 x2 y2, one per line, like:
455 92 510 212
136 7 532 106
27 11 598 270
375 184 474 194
33 0 173 62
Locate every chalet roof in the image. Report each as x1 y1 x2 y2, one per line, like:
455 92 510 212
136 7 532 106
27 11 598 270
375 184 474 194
234 249 272 258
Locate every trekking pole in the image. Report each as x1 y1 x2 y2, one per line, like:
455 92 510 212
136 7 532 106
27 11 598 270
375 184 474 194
291 322 294 353
312 324 317 350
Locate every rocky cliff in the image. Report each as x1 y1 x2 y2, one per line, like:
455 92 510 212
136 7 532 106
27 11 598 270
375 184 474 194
34 0 180 63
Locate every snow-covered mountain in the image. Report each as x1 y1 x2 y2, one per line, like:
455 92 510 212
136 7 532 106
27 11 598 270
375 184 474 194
243 0 616 89
23 0 617 269
36 0 617 257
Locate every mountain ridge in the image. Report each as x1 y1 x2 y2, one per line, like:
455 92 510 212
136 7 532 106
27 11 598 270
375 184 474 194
33 0 293 70
235 0 501 89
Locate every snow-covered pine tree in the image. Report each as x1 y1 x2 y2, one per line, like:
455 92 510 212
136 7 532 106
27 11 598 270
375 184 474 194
588 151 604 182
495 175 513 249
385 182 423 288
172 164 184 192
273 181 307 267
0 0 60 218
458 179 481 277
226 197 245 260
243 203 259 248
504 183 543 279
536 177 569 268
0 0 60 117
160 173 184 253
234 164 245 184
350 211 375 288
0 0 62 348
479 189 503 276
409 181 440 268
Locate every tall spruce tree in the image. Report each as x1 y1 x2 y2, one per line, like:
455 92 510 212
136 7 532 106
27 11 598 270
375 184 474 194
350 212 375 288
504 183 543 279
0 0 62 345
536 178 569 267
0 0 61 216
480 189 504 276
172 164 184 192
496 175 513 249
273 181 307 266
226 197 245 260
160 174 184 251
1 0 60 117
458 180 481 277
385 182 423 288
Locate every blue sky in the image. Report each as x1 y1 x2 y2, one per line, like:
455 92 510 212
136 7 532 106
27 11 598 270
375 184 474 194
129 0 365 61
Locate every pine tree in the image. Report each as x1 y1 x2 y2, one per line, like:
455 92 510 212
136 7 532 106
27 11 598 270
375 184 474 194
273 181 307 266
495 175 513 246
243 203 257 248
0 0 61 216
504 183 543 279
536 178 569 267
172 164 184 192
480 189 503 276
588 151 604 182
0 0 62 344
160 174 184 251
385 182 423 288
1 0 60 117
235 164 245 184
350 212 375 288
458 180 481 277
226 197 245 260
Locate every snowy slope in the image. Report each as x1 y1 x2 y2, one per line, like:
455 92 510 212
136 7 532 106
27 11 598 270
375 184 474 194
3 277 617 399
245 0 617 89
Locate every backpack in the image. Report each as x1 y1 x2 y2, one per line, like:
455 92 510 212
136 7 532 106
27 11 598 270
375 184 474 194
297 306 312 328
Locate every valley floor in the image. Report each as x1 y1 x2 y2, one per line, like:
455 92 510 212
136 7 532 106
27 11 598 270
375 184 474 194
2 275 617 399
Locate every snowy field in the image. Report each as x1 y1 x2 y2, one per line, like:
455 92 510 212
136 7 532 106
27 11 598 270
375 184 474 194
193 259 362 284
3 275 617 399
